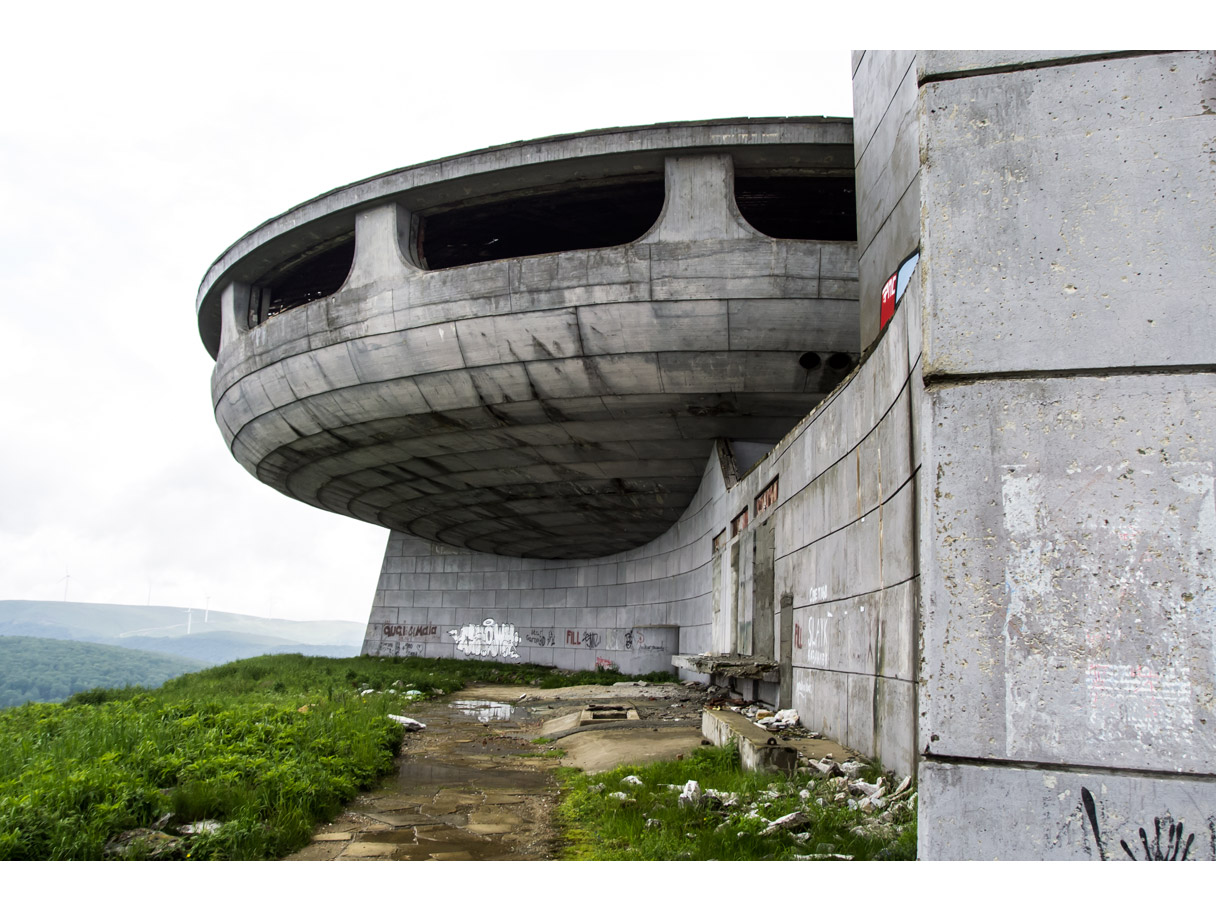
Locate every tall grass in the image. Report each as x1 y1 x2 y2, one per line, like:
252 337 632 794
0 653 675 860
556 745 917 860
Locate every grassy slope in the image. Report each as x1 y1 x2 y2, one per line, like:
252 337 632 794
0 653 674 860
0 636 206 708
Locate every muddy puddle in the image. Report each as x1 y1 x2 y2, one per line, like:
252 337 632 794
286 693 562 861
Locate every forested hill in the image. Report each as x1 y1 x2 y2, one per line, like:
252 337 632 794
0 601 365 665
0 637 205 708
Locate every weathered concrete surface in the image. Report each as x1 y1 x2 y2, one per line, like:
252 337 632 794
702 708 798 772
920 761 1216 861
906 50 1216 859
208 129 860 559
921 51 1216 376
922 373 1216 774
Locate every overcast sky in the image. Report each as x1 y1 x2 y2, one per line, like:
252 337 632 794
0 4 1149 626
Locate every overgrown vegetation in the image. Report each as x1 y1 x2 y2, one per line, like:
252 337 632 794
0 652 675 860
556 745 916 860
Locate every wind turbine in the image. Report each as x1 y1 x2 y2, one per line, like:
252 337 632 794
60 567 71 602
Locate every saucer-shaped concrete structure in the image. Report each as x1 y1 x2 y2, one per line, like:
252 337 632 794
199 119 859 558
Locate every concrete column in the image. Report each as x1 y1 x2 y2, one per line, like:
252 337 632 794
342 201 420 290
639 154 762 243
218 281 251 351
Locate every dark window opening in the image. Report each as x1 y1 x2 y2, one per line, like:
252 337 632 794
798 351 822 371
418 177 664 270
250 234 356 326
734 174 856 241
826 352 853 371
755 477 779 515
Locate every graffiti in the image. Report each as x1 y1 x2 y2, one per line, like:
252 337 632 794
808 585 827 603
447 618 521 658
1080 787 1200 861
394 641 426 658
565 629 601 649
525 629 555 647
595 657 617 671
382 624 438 638
624 629 634 650
799 615 830 666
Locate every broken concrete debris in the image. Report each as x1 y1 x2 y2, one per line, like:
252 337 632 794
387 714 426 731
678 780 703 808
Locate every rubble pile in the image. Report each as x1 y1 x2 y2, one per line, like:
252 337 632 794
604 757 916 859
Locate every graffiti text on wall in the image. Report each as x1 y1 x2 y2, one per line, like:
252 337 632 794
383 624 439 638
448 619 522 659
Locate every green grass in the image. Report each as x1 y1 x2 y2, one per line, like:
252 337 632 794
0 653 676 860
556 745 916 860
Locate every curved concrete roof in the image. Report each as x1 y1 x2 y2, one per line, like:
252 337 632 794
202 117 860 559
196 117 853 358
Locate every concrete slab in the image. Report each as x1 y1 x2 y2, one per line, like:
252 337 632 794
557 728 707 774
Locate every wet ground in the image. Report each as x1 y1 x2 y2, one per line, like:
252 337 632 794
286 695 564 861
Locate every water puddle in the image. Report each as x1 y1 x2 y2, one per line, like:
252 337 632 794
450 699 517 723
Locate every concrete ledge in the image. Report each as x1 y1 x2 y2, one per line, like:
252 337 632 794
673 654 779 683
701 708 797 772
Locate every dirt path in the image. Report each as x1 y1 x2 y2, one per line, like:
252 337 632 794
286 693 564 860
285 682 708 861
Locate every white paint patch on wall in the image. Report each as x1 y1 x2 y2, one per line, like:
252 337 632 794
1086 662 1193 747
1001 471 1050 755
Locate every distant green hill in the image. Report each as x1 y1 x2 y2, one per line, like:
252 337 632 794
0 637 206 708
0 601 366 666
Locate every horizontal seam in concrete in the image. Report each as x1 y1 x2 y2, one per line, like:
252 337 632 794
853 55 917 168
790 572 919 611
922 362 1216 390
921 753 1216 784
917 50 1176 86
790 664 918 686
777 466 920 565
856 170 918 265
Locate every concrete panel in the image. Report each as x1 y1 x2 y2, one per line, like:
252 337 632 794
922 51 1216 375
923 372 1216 773
920 760 1216 861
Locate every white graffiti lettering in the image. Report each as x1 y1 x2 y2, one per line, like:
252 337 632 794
447 618 522 659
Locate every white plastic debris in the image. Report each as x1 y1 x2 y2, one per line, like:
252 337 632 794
645 818 662 829
405 690 424 696
589 783 605 793
794 853 854 861
179 820 221 836
621 775 644 787
387 714 426 731
360 689 376 696
761 811 809 835
607 792 631 801
678 780 703 809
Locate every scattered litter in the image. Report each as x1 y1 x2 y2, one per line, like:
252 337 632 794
645 818 662 829
589 784 605 794
405 690 424 696
387 714 425 731
761 811 809 835
840 760 865 776
179 820 222 836
892 775 912 797
360 689 376 696
621 775 644 787
794 853 854 861
678 780 703 809
607 792 632 802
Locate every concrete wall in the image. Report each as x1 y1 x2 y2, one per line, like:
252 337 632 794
364 264 923 778
910 50 1216 859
